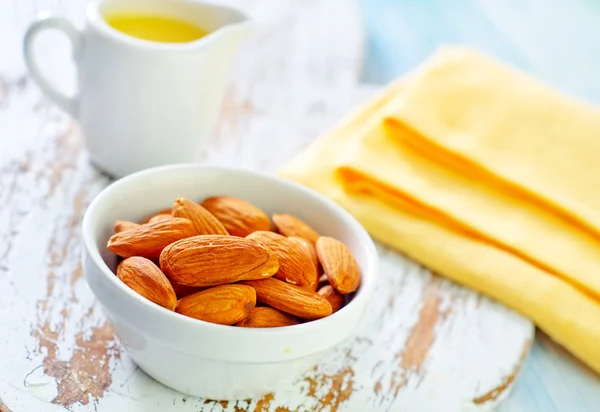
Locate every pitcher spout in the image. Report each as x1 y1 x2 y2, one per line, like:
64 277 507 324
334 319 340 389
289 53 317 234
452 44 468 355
205 20 254 55
178 1 255 54
220 21 254 47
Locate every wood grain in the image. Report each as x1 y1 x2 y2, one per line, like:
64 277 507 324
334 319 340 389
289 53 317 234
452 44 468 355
0 1 533 411
0 398 11 412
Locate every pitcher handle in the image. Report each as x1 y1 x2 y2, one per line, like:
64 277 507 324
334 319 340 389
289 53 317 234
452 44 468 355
23 13 82 117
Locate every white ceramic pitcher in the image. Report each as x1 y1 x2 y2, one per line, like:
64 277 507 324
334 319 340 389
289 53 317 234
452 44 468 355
24 0 253 177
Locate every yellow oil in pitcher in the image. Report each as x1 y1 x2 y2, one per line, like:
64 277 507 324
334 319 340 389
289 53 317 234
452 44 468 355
105 13 208 43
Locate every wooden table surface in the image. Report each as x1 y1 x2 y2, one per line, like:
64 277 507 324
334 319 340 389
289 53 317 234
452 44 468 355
0 1 598 411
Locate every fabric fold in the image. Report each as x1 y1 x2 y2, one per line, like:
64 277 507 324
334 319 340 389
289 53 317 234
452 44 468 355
382 48 600 237
280 47 600 374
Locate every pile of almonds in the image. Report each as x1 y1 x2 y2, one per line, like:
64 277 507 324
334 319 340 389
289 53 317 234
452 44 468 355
107 196 361 327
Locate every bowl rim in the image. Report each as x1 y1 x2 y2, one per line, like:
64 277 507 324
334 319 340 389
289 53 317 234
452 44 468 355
82 164 379 338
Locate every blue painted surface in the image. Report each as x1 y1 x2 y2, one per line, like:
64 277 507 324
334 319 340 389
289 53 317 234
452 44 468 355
358 1 600 410
360 0 600 101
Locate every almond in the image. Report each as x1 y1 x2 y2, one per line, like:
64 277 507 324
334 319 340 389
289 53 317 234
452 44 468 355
201 196 271 237
235 307 300 328
114 220 141 233
171 281 206 299
317 284 345 313
241 278 332 320
288 236 320 270
316 236 361 294
160 235 279 287
142 208 172 224
172 198 228 235
175 284 256 325
303 273 329 293
117 257 177 310
300 278 319 292
147 213 174 225
315 274 331 292
107 218 196 259
247 231 316 286
272 213 319 244
288 235 321 291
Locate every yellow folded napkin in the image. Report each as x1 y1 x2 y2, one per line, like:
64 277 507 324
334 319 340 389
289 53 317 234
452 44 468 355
280 47 600 374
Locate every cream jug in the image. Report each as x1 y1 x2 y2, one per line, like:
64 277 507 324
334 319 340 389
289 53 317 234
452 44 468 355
24 0 253 177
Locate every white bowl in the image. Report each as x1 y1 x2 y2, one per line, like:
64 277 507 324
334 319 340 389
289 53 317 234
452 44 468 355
82 165 378 400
